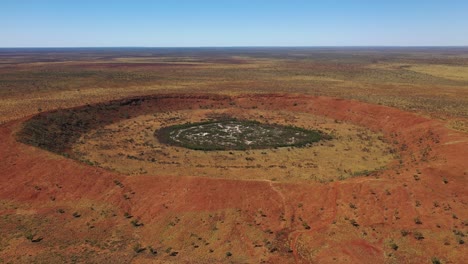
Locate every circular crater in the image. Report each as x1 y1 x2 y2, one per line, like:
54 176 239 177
157 119 325 151
18 94 398 182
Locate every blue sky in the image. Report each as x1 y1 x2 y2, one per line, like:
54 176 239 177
1 0 467 47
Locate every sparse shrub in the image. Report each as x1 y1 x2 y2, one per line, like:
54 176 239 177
401 230 409 237
350 219 359 227
113 179 124 188
133 243 146 253
413 231 424 240
25 232 43 243
25 232 35 241
453 229 465 244
131 219 144 227
452 229 465 237
124 212 133 219
149 247 157 255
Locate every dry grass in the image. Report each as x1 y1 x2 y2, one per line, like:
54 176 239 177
408 64 468 81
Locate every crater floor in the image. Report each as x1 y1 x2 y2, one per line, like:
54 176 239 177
73 107 395 182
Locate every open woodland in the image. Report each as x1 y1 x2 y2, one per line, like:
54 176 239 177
0 48 467 263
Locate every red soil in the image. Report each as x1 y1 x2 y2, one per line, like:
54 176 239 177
0 94 466 263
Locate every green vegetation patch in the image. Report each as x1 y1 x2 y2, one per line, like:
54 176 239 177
156 119 327 151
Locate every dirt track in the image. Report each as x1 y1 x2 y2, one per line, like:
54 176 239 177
0 94 466 263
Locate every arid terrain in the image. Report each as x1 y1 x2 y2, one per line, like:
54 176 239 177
0 48 467 263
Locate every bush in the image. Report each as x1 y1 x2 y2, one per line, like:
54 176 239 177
131 219 144 227
413 231 424 240
350 219 359 227
124 212 133 219
133 243 146 253
414 217 422 225
149 247 157 255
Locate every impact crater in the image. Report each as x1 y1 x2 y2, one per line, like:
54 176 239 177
18 94 398 182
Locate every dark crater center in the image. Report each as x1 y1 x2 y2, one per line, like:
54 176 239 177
156 119 326 151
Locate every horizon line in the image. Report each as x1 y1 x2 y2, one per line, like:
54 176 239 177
1 45 467 49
